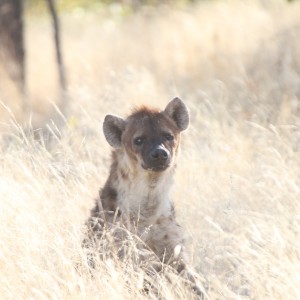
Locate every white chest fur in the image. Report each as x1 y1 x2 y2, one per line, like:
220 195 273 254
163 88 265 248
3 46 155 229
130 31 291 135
115 152 174 225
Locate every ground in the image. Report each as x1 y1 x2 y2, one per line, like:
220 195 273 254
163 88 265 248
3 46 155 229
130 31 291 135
0 0 299 299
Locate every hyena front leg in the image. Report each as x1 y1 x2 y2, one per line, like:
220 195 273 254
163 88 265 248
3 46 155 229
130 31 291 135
147 218 206 298
82 201 123 268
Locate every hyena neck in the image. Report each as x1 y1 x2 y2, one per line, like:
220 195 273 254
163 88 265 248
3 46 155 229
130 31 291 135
108 150 175 223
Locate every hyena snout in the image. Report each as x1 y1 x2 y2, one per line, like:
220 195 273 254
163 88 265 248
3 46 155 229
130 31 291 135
150 146 169 161
146 145 170 171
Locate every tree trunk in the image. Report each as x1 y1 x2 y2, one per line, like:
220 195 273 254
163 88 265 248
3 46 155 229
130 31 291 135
45 0 67 107
0 0 26 105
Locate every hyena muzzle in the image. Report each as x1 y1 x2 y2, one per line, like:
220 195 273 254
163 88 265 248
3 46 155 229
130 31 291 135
83 97 205 297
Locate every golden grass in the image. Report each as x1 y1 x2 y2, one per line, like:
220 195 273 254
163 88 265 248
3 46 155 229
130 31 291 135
0 0 300 299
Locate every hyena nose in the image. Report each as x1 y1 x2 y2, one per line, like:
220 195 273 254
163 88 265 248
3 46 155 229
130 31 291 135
151 148 169 161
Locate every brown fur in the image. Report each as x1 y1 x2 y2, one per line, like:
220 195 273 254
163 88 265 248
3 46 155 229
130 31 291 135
83 98 205 297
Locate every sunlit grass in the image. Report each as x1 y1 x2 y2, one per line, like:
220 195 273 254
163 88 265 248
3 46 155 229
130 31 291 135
0 0 300 299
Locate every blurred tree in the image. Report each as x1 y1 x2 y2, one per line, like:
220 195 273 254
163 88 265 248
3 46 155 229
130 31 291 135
0 0 27 108
46 0 67 104
0 0 67 114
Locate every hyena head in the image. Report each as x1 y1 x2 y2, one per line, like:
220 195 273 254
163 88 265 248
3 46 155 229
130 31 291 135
103 97 189 172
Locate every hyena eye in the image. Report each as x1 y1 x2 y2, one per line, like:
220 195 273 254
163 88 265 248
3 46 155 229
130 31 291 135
134 137 144 146
165 133 174 141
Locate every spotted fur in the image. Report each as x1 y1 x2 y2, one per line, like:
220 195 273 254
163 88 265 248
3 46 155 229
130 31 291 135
84 97 205 297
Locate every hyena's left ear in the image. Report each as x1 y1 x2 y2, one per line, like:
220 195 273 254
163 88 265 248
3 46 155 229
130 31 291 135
164 97 189 131
103 114 126 148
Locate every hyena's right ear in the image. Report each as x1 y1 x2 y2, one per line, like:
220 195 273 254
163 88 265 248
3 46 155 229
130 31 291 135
103 115 126 148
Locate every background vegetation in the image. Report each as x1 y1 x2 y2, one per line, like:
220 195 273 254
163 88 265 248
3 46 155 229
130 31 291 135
0 0 299 299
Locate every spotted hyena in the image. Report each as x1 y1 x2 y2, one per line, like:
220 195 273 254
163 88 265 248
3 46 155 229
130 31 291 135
84 97 204 296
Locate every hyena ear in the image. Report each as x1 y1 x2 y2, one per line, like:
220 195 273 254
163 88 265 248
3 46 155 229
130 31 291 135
164 97 189 131
103 114 126 148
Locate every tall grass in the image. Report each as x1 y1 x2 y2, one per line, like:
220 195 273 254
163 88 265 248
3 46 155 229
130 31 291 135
0 0 300 299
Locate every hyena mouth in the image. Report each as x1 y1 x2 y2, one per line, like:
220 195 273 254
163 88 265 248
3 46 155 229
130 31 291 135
142 163 170 172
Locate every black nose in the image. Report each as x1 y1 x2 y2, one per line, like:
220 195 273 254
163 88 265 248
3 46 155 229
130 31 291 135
151 148 168 161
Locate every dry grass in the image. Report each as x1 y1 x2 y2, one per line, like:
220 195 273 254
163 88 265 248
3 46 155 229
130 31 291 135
1 0 300 299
